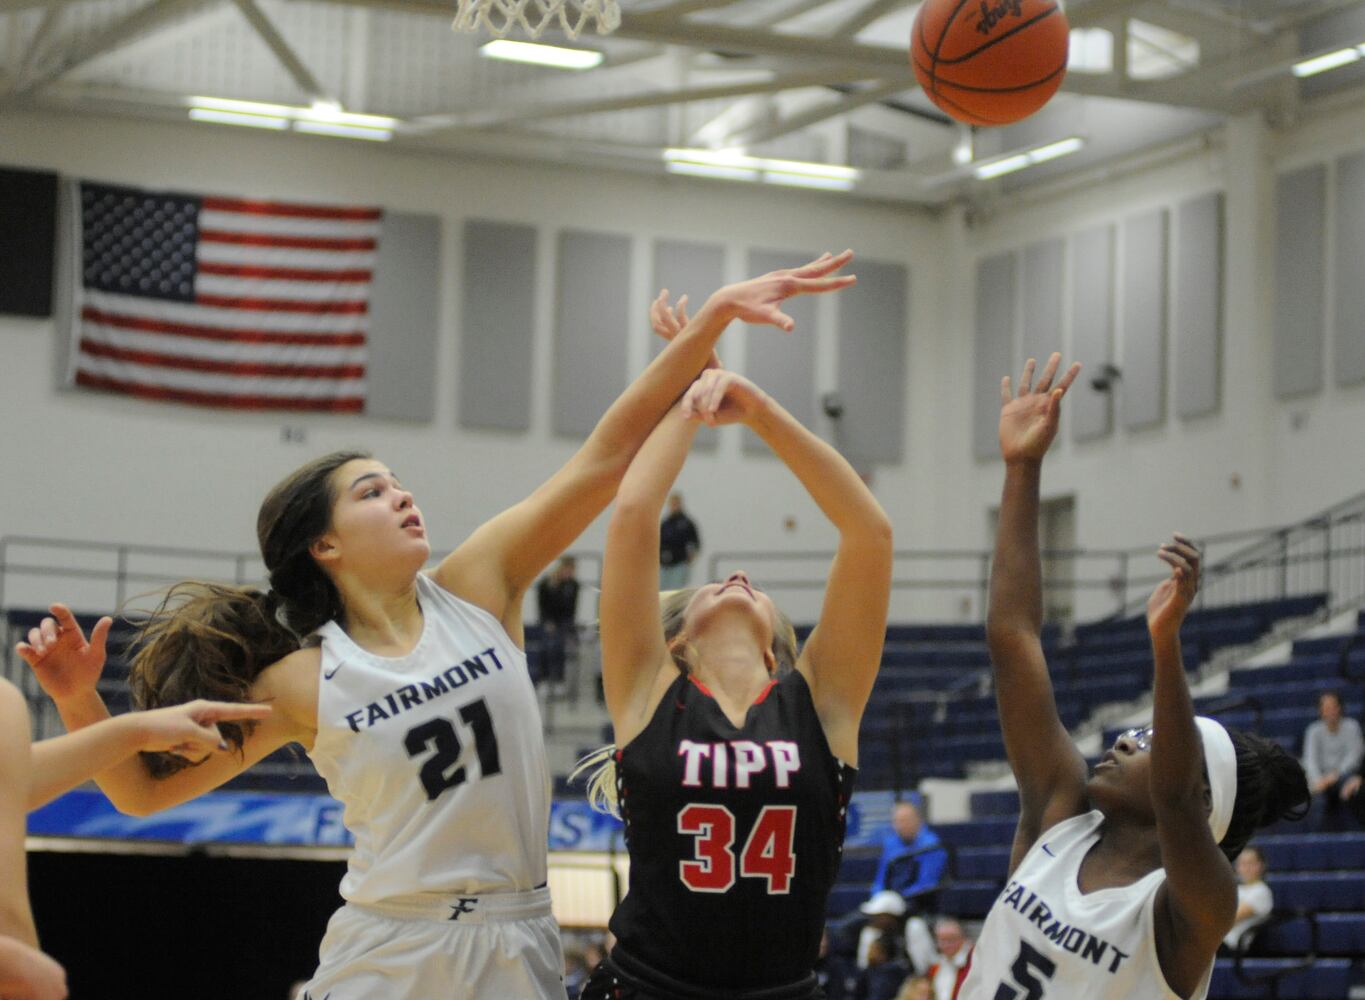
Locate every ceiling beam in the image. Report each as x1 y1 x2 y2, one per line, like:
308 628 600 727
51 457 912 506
405 65 879 134
0 0 64 11
831 0 904 38
724 78 905 145
3 3 62 94
232 0 333 103
14 0 219 95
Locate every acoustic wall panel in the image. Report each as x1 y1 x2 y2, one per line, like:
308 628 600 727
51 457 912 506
1335 151 1365 387
1121 208 1168 430
1021 238 1065 368
974 252 1017 460
554 230 632 437
1070 223 1115 441
743 249 818 455
1274 164 1327 398
368 211 440 422
836 258 908 464
1174 192 1224 419
459 219 536 430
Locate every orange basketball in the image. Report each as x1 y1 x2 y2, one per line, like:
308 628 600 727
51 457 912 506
911 0 1070 127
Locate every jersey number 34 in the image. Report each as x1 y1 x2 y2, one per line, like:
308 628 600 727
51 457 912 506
677 804 796 894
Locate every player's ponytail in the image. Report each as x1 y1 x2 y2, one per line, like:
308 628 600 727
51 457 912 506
128 450 368 776
1218 729 1311 862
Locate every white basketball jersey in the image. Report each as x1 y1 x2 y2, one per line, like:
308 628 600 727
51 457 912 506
309 573 550 904
958 811 1212 1000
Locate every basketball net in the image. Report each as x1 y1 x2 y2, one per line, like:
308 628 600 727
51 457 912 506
452 0 621 40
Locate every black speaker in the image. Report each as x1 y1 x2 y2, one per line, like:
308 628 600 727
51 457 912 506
0 166 59 318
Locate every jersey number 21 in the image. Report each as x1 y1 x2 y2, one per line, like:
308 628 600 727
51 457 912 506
403 698 502 801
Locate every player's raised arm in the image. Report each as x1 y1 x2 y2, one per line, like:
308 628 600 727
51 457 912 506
599 406 699 746
678 369 892 764
986 354 1088 869
434 252 857 635
16 604 305 817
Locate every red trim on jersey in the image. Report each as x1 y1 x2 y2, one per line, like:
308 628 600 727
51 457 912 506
751 679 778 705
688 676 713 697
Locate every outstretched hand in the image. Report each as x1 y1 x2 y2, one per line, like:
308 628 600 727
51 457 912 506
651 290 720 370
710 249 857 332
1146 533 1201 641
681 369 769 427
15 604 111 703
136 700 274 757
999 352 1082 463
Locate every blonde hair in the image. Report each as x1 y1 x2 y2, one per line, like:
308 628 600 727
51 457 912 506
574 587 799 816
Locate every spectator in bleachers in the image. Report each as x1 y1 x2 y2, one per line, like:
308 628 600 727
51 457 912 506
535 555 581 693
854 891 909 969
870 800 948 914
658 491 701 590
894 975 933 1000
1221 845 1273 954
854 934 912 1000
563 948 589 999
1302 690 1364 831
922 918 971 1000
814 926 857 1000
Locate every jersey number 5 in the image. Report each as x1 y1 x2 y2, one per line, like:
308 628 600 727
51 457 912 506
677 804 796 894
404 699 502 801
994 942 1056 1000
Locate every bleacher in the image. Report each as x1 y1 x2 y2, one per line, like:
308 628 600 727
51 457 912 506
825 595 1365 1000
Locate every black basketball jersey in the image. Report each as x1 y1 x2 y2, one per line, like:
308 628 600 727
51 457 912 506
608 669 857 997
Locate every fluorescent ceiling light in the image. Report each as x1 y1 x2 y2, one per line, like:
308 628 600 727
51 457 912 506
974 136 1084 180
191 95 297 118
666 161 760 182
762 171 855 191
188 108 289 130
480 38 603 70
664 148 860 183
295 121 393 141
1292 47 1361 78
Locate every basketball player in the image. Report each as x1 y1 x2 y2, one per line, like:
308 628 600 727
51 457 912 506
0 677 268 1000
576 366 893 999
957 354 1310 1000
15 251 857 1000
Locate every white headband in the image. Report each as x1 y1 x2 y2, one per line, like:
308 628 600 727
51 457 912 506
1196 716 1238 845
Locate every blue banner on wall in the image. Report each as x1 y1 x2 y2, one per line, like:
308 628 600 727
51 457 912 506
29 788 900 852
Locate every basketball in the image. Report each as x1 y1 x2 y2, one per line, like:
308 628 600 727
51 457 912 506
911 0 1071 127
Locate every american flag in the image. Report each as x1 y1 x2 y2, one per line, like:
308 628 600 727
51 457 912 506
71 181 380 412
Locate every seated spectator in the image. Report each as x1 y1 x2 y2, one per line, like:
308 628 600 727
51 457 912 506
895 975 933 1000
1222 845 1274 954
871 800 948 914
815 926 857 1000
1302 690 1364 831
923 918 971 1000
854 935 912 1000
854 891 908 970
563 949 589 999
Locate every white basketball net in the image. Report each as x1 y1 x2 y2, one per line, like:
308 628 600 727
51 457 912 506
453 0 622 39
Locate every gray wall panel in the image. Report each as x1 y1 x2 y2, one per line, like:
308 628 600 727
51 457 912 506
1021 238 1065 366
1121 209 1168 430
554 230 632 437
1275 164 1327 398
974 252 1017 461
652 239 725 450
458 219 535 431
837 258 908 464
1335 151 1365 387
1070 224 1115 441
368 211 440 422
1175 192 1224 419
744 249 818 455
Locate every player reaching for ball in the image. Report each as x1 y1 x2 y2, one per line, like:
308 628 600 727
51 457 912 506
957 354 1310 1000
575 364 893 1000
15 252 857 1000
